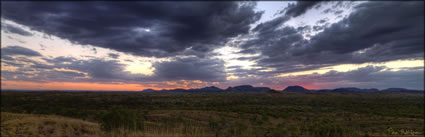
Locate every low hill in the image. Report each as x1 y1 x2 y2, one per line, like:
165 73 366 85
225 85 271 92
283 85 310 92
381 88 424 94
331 87 379 93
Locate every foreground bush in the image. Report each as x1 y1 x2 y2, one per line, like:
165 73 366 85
100 106 144 132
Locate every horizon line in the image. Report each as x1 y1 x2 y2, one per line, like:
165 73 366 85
1 85 424 92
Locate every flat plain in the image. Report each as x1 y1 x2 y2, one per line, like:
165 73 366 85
1 91 424 137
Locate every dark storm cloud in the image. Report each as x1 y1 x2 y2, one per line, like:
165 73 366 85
307 2 424 56
152 57 227 82
1 46 42 57
252 16 291 35
2 2 262 58
253 1 325 35
284 1 323 17
239 1 424 75
322 1 354 15
1 23 33 36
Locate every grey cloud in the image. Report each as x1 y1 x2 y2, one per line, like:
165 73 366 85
55 58 140 81
1 46 42 57
92 48 97 54
333 10 344 15
152 57 227 82
312 25 325 31
108 53 119 59
225 64 286 78
56 71 85 77
1 70 36 82
239 1 424 75
3 55 143 83
80 59 130 80
1 23 33 36
2 68 85 83
252 16 291 34
322 1 354 15
226 66 424 90
316 18 328 24
44 56 76 64
2 50 423 90
4 54 227 83
307 1 424 55
1 56 15 61
2 2 262 58
306 66 424 90
285 1 323 17
31 62 55 69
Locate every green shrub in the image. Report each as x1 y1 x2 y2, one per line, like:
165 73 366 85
234 122 247 135
305 120 355 137
100 106 144 132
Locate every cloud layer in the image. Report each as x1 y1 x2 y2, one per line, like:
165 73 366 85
2 2 262 57
1 46 42 57
1 46 227 84
238 1 424 75
1 23 33 36
1 1 424 90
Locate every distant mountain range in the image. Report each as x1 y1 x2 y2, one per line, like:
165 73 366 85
141 85 424 94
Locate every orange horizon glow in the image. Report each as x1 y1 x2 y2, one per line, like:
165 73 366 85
0 80 155 91
1 80 316 91
0 80 214 91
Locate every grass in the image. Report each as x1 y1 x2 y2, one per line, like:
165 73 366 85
1 91 424 137
1 112 102 137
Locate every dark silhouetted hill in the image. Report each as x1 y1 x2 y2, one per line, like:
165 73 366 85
382 88 423 94
283 85 309 92
138 85 423 94
331 87 379 93
225 85 271 92
141 89 157 92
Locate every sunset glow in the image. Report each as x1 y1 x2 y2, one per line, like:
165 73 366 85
1 81 148 91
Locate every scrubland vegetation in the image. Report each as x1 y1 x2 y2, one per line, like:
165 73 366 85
1 91 424 137
1 112 101 137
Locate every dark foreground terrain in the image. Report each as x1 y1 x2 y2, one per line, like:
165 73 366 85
1 91 424 137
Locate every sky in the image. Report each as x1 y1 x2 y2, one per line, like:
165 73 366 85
1 1 424 91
